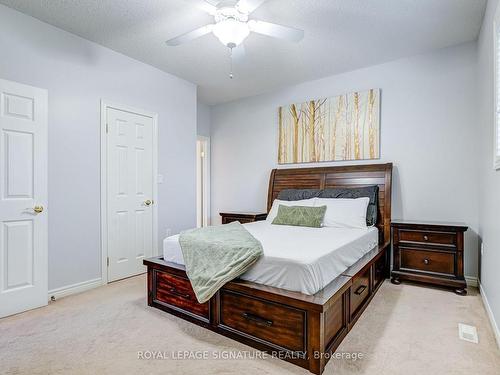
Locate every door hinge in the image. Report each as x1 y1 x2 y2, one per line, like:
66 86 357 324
107 257 109 267
105 122 109 133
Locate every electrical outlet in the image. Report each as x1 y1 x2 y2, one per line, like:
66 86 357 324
158 174 164 184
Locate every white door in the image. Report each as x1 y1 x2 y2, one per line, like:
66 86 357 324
106 106 155 282
0 79 48 318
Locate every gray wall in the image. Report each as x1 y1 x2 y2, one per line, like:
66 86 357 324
197 98 211 137
0 5 197 291
478 0 500 338
211 42 479 278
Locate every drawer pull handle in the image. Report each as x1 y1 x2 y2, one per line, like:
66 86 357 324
423 259 430 265
169 288 191 299
354 285 367 295
423 235 429 241
242 312 273 327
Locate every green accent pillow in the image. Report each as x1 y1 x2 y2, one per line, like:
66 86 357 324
271 205 327 228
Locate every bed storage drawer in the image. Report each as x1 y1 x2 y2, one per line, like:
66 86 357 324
153 270 209 320
400 247 455 276
373 254 386 290
218 290 306 353
350 267 371 318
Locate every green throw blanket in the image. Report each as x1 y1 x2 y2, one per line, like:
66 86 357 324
179 222 263 303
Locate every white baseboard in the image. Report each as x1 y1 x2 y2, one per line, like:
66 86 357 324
479 283 500 350
48 277 103 301
465 276 478 288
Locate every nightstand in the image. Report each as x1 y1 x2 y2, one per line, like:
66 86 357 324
219 212 267 224
391 221 468 295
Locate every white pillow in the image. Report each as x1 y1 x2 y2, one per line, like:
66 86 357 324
315 197 370 229
266 198 317 223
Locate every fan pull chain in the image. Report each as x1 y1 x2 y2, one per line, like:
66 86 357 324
229 47 234 79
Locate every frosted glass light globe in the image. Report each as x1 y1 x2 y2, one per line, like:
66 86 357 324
213 18 250 48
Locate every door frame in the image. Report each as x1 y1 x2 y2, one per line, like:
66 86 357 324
100 100 159 285
196 135 211 227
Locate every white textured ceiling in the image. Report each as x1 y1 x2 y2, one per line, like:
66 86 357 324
1 0 486 105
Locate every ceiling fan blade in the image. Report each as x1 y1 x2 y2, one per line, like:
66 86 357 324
185 0 218 15
166 24 215 46
236 0 268 14
248 20 304 42
231 44 246 62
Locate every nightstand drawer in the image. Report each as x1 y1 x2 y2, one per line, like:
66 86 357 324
220 212 267 225
222 217 254 224
400 247 455 276
398 230 456 247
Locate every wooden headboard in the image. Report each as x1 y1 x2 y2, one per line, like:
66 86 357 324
267 163 393 245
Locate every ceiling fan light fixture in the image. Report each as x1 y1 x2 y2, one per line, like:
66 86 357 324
213 18 250 48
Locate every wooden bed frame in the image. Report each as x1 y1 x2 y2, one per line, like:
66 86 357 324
144 163 393 374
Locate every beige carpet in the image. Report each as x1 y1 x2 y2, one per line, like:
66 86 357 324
1 276 499 375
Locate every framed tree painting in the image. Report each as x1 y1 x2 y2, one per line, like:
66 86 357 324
278 89 380 164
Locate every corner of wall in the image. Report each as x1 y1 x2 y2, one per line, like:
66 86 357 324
480 283 500 349
477 0 500 350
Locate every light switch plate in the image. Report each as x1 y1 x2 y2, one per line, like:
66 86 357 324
158 174 164 184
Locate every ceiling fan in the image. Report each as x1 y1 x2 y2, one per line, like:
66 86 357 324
166 0 304 77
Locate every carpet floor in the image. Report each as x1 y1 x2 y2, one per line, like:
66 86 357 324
1 275 499 375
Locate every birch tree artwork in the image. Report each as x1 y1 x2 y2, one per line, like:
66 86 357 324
278 89 380 164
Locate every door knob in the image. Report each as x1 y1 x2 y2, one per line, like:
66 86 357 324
33 205 44 213
144 200 152 206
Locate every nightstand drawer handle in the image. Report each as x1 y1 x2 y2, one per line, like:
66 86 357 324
354 285 367 295
423 235 429 241
423 258 430 265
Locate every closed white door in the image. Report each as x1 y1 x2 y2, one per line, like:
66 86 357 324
0 79 48 318
106 106 154 282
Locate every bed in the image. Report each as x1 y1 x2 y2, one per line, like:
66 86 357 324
144 163 393 375
164 222 379 295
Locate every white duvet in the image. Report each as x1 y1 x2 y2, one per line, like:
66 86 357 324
163 221 378 295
